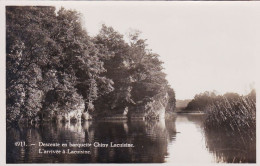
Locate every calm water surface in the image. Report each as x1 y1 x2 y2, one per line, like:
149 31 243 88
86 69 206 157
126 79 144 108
6 114 256 163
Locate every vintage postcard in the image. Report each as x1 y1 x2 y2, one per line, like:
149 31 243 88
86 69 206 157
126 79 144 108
1 1 259 165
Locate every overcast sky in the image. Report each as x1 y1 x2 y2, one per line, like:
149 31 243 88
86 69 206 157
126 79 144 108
57 2 259 100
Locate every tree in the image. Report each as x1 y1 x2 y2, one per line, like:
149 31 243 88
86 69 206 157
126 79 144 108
6 6 57 123
93 25 133 116
7 7 176 123
6 7 114 124
185 91 218 111
128 31 169 105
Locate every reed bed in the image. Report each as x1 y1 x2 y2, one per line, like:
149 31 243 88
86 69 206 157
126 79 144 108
204 95 256 139
203 95 256 163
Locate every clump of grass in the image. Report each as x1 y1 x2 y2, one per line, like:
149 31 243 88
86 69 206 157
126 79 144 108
204 94 256 138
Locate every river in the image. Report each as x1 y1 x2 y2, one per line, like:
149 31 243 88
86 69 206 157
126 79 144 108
6 114 255 163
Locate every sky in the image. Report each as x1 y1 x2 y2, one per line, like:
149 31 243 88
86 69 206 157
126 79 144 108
56 2 259 100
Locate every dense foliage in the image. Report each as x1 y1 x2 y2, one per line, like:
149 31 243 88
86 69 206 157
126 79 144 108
6 6 175 124
185 91 241 111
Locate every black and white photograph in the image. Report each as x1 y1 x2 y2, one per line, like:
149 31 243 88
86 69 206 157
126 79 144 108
2 1 259 164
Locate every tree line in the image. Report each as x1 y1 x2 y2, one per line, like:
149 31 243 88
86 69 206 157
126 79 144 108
6 6 175 124
185 90 256 112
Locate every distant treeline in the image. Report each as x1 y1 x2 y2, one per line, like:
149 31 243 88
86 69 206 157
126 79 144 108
6 6 175 124
184 90 256 112
176 99 191 109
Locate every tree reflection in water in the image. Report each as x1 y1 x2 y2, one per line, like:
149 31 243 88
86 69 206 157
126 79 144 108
7 115 255 163
82 119 176 163
6 118 177 163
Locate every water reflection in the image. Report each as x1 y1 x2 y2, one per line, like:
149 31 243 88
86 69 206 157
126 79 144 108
204 127 256 163
166 114 214 163
6 114 256 163
7 118 177 163
166 114 256 163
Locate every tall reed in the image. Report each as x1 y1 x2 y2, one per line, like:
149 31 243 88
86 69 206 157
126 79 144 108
204 95 256 138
